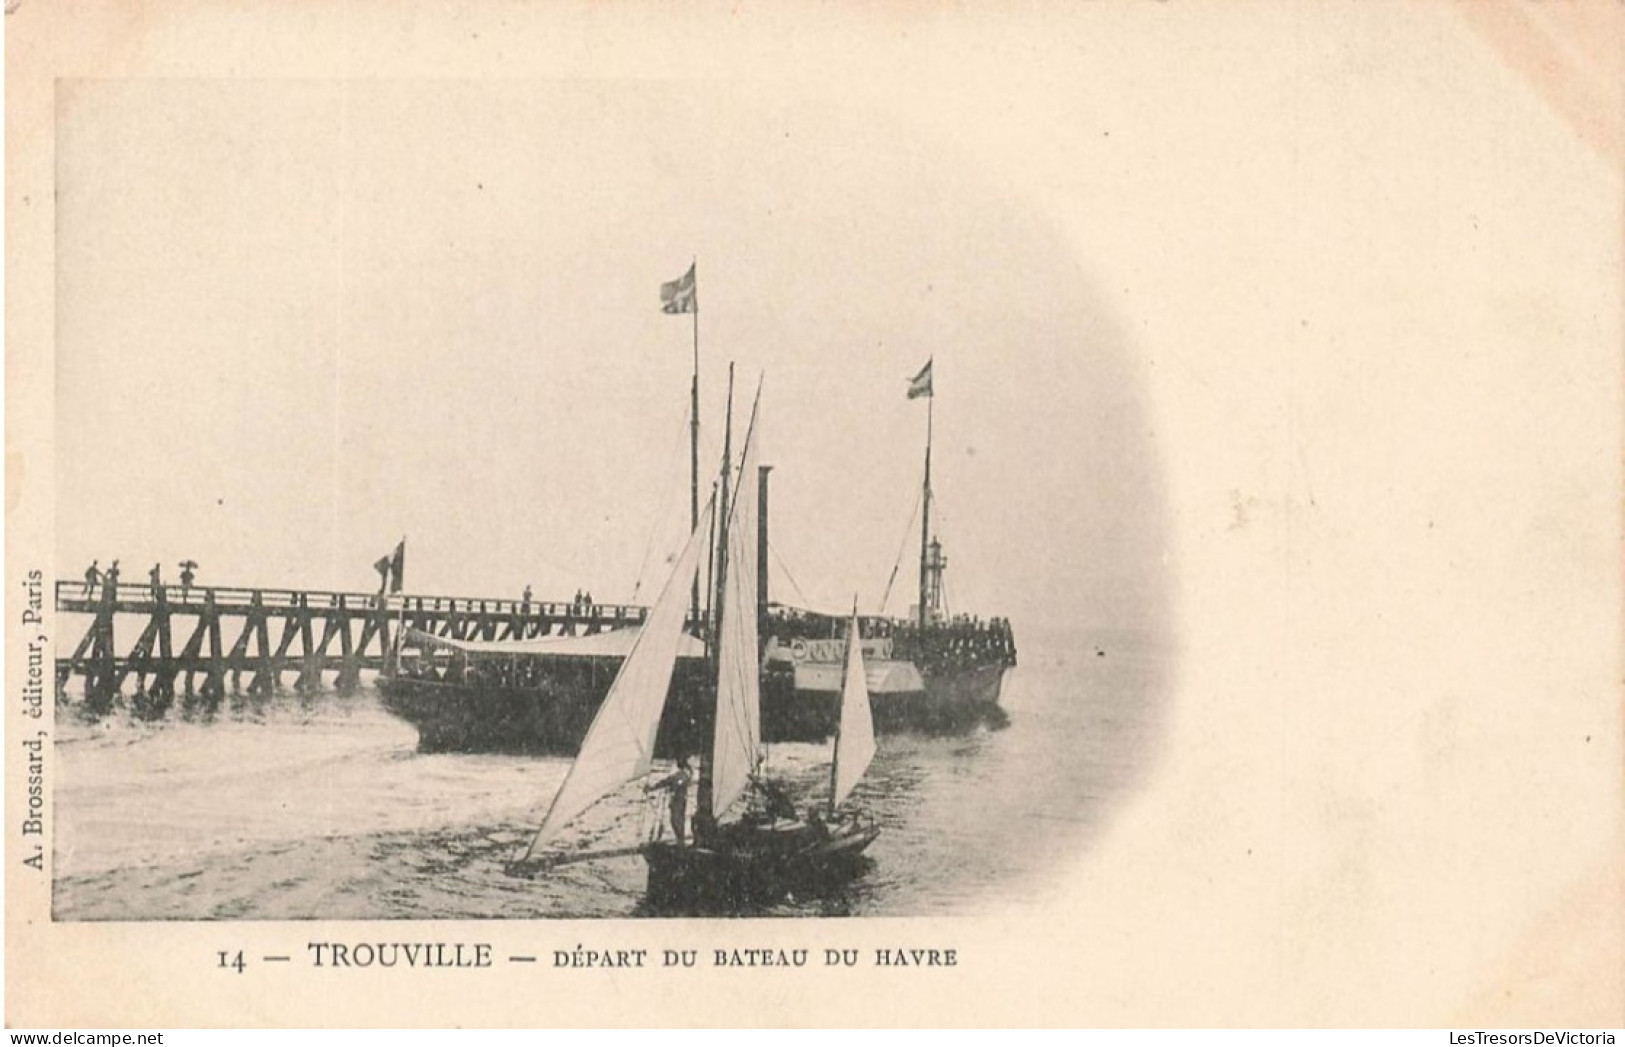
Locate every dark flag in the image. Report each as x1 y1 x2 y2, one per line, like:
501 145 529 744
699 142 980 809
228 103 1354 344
660 263 697 314
907 358 934 399
389 539 406 594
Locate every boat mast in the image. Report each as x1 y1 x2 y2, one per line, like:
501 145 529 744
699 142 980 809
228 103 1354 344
714 363 736 665
829 597 858 817
690 258 701 632
696 363 736 827
918 386 933 629
828 716 844 816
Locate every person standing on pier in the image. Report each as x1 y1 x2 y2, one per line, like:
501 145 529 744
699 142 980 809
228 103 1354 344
179 561 197 592
374 554 392 594
105 560 121 593
148 562 163 597
522 585 532 612
83 560 101 598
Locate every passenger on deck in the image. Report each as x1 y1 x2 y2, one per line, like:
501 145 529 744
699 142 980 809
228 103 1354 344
756 775 798 823
647 755 694 845
83 561 100 598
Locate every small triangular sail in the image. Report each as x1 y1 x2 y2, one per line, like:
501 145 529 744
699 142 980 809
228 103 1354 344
709 392 763 819
523 494 716 859
830 611 876 810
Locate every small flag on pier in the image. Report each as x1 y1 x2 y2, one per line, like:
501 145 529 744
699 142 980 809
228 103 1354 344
907 359 933 399
660 263 697 314
389 539 406 594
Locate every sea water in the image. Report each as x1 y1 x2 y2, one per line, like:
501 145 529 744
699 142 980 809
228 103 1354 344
52 627 1170 919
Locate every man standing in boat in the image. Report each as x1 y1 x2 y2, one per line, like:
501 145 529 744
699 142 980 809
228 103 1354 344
647 755 694 845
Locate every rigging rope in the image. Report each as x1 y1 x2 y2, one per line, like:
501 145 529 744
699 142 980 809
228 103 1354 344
768 540 812 609
630 399 698 603
878 485 924 617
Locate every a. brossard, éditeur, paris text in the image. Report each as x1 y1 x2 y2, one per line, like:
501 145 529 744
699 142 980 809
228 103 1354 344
20 567 48 871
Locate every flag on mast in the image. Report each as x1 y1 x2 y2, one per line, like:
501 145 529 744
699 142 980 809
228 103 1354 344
388 539 406 594
660 263 697 314
907 358 933 399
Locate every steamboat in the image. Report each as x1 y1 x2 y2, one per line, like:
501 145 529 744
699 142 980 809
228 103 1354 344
378 271 1014 754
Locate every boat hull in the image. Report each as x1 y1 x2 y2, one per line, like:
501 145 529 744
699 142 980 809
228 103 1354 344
379 657 714 756
381 660 1008 754
762 661 1010 741
642 820 880 913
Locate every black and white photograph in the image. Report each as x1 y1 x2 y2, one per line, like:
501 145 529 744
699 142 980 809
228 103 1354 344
8 0 1621 1029
45 77 1167 922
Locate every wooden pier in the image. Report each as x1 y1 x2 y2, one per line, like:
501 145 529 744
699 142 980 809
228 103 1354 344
55 580 652 716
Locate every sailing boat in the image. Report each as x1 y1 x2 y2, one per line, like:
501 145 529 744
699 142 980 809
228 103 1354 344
520 375 879 911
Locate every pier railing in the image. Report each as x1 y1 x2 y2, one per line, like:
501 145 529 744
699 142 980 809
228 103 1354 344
55 580 651 715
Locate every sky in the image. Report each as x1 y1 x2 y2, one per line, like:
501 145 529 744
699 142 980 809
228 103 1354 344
54 77 1168 631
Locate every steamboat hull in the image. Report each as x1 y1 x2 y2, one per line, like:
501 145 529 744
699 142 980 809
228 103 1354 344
382 659 1007 753
382 612 1015 753
379 658 713 756
762 661 1010 742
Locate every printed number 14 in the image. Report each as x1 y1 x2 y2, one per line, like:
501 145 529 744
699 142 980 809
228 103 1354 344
217 950 245 974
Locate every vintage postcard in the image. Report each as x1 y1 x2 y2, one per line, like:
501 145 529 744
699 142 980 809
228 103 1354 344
7 0 1621 1029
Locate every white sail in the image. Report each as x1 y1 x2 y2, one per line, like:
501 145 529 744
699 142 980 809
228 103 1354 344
523 495 715 859
830 611 876 810
709 399 762 818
